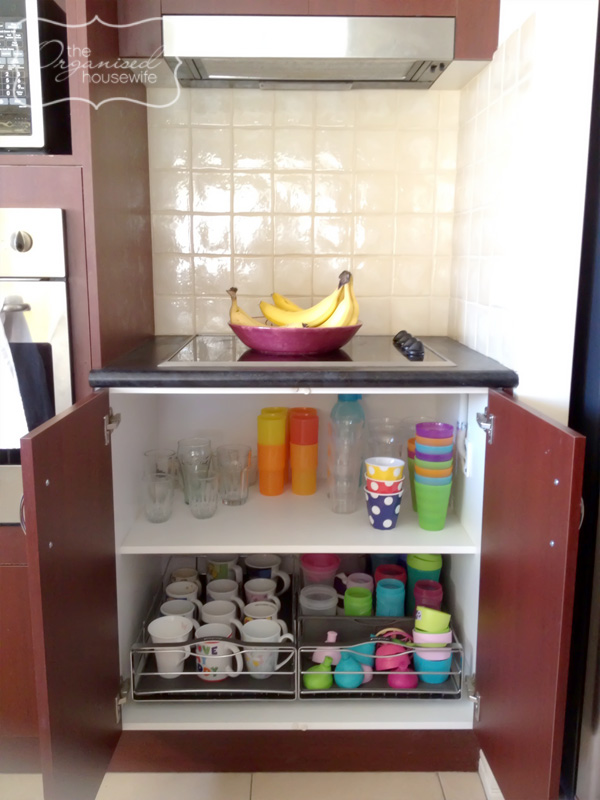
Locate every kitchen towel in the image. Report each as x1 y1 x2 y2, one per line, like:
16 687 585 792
0 296 28 449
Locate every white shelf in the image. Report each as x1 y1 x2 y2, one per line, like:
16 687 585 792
120 483 477 555
122 697 474 731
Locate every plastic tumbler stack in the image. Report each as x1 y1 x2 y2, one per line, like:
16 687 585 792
257 407 288 496
289 407 319 495
412 422 454 531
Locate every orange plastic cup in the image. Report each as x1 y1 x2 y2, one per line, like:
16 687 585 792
258 443 286 470
291 470 317 495
414 464 453 478
259 469 285 496
290 443 318 470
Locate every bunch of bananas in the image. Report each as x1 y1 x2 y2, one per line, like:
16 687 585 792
227 271 359 329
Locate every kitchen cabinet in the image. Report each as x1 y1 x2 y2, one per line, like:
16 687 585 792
0 525 38 773
20 372 584 800
118 0 500 62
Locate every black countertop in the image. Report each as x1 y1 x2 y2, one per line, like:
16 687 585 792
89 335 519 390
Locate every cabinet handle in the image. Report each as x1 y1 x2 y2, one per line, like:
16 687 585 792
19 495 26 535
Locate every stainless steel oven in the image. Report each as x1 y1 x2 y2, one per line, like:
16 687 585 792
0 207 72 521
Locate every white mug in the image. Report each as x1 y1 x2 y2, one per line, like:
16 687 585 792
194 622 243 682
147 615 201 679
244 554 291 594
206 578 240 603
160 598 203 620
206 554 243 583
240 619 294 680
244 578 282 607
201 599 243 626
243 601 287 634
165 580 201 604
170 567 201 587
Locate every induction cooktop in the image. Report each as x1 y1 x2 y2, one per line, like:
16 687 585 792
158 334 456 369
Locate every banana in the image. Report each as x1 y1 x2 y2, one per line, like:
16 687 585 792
227 287 262 327
318 281 354 327
272 292 303 312
347 273 360 325
260 286 341 327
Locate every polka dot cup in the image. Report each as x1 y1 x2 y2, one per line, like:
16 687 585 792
364 456 405 482
365 489 403 530
365 475 404 494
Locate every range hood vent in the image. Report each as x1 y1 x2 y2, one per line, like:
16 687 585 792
163 15 456 89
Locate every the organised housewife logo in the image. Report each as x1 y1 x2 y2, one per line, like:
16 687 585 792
36 15 182 109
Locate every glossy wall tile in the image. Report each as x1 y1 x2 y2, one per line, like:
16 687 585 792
147 87 460 335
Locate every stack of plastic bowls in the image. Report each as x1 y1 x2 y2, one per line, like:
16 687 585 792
413 422 454 531
412 605 453 684
364 456 405 530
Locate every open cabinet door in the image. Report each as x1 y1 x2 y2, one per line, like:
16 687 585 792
21 391 120 800
476 389 585 800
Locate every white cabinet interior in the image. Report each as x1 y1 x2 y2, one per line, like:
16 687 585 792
109 387 489 732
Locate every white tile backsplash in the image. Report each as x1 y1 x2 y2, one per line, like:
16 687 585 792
148 85 458 335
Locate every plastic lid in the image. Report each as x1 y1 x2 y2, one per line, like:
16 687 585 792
338 394 362 401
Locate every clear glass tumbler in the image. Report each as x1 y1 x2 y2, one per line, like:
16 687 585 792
188 474 219 519
143 473 174 523
216 444 250 506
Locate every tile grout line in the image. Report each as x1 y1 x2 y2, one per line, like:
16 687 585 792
436 771 448 800
249 772 254 800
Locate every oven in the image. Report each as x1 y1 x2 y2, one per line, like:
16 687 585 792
0 207 72 522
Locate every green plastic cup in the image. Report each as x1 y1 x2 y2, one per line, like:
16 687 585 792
414 481 452 531
344 586 373 617
414 457 453 471
407 456 417 512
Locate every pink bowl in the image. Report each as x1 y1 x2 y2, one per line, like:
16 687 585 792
365 476 404 494
229 322 361 356
412 627 453 647
387 668 419 689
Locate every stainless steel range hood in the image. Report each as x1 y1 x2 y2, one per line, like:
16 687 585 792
163 15 456 89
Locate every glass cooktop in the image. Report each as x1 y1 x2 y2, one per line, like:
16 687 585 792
158 335 456 369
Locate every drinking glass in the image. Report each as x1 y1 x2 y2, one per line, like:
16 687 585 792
216 444 250 506
143 473 174 523
177 436 212 503
188 473 219 519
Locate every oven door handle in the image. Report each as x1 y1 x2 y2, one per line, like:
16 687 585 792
1 302 31 313
19 495 26 535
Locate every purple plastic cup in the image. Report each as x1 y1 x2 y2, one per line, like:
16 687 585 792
415 422 454 439
414 448 454 463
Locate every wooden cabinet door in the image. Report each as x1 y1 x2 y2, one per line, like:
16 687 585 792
476 389 585 800
0 525 39 772
20 391 120 800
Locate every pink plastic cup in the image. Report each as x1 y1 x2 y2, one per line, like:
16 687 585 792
413 579 443 611
300 553 341 587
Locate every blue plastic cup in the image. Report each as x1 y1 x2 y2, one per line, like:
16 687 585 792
413 652 452 684
375 578 406 617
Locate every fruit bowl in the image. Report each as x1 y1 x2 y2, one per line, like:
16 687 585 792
229 322 362 356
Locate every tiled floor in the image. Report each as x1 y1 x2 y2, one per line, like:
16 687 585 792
0 771 488 800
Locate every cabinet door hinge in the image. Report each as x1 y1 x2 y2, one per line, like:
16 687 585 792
104 408 121 446
466 675 481 722
476 409 495 445
115 677 130 725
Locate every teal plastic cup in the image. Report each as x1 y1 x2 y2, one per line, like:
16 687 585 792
414 481 452 532
406 553 443 616
344 586 373 617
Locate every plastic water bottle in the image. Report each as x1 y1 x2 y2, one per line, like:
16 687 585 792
327 394 365 513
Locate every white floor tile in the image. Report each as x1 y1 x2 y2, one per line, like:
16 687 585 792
251 772 445 800
0 774 44 800
95 772 252 800
439 772 487 800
